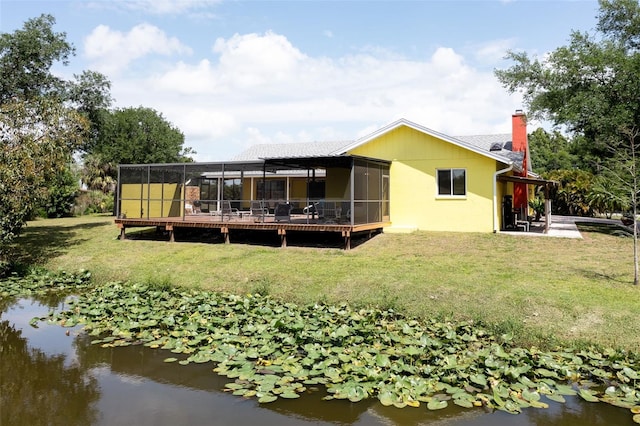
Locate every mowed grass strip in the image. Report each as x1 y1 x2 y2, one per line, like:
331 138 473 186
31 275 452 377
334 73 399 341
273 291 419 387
13 214 640 351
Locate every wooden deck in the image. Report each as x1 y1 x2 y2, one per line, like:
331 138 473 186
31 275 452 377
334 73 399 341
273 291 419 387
115 214 390 249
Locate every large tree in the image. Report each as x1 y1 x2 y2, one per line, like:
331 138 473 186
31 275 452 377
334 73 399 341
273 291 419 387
0 15 92 272
68 70 113 152
528 128 577 174
0 14 73 103
495 0 640 284
0 99 87 261
92 106 194 166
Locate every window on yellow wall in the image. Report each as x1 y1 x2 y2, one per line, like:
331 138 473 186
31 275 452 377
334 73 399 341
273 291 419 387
437 169 466 196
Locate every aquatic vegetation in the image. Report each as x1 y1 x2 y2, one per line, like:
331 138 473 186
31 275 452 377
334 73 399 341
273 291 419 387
3 274 640 422
0 269 92 297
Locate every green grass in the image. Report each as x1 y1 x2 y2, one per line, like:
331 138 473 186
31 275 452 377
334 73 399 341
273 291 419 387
12 214 640 351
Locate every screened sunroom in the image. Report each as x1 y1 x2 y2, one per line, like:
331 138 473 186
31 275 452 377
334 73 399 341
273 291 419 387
116 155 390 229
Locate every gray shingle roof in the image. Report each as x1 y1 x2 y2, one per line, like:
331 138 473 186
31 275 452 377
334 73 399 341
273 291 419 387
455 134 528 172
232 128 525 170
454 133 511 149
232 140 352 161
454 134 521 164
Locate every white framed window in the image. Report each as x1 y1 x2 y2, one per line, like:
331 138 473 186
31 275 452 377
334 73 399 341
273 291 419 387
437 168 466 196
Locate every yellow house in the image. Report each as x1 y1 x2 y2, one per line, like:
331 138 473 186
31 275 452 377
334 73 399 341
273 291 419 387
342 118 536 233
116 112 550 243
230 113 539 233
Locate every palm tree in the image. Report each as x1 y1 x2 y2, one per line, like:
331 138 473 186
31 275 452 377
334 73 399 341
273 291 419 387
81 154 116 193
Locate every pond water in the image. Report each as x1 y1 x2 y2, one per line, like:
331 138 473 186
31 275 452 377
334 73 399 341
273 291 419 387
0 297 635 426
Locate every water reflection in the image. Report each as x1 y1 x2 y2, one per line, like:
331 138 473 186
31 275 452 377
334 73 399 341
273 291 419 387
0 318 100 425
0 298 634 426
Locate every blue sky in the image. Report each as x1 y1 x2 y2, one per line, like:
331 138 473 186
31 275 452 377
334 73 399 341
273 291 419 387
2 0 600 161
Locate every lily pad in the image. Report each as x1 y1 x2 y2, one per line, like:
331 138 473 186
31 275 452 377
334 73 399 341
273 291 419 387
579 388 599 403
258 394 278 404
427 399 448 410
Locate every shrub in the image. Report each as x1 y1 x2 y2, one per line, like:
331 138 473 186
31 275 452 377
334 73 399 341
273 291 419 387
40 166 79 218
74 190 114 215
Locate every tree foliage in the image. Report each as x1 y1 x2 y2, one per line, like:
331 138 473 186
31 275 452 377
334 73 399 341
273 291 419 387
586 175 630 218
80 154 116 194
92 106 193 166
0 14 74 103
543 169 595 217
0 98 87 249
68 70 113 152
528 128 577 174
40 165 80 219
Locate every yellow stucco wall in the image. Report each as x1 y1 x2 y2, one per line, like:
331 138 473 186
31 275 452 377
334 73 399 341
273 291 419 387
348 125 501 232
120 183 182 218
241 181 252 209
290 178 307 200
326 168 350 199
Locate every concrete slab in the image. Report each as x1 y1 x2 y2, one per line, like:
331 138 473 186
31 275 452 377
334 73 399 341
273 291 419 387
545 215 583 239
501 215 583 239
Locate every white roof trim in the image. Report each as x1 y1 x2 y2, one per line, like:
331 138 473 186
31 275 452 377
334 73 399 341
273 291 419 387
331 118 514 165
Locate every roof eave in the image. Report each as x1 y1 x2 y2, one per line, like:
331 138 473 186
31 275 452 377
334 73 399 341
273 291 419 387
332 118 516 165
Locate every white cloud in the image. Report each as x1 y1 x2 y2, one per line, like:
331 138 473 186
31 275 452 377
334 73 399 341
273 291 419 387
107 30 522 161
244 127 272 145
212 31 306 88
84 23 192 74
152 59 219 95
472 38 518 64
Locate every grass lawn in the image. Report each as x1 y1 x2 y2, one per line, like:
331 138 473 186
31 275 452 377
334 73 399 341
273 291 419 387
12 214 640 352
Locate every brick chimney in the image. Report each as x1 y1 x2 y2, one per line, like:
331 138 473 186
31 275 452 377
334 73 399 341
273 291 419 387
511 109 528 173
512 110 529 209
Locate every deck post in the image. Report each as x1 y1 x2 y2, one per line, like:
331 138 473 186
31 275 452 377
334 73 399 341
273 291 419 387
278 228 287 248
118 223 126 240
166 225 174 242
342 230 351 250
221 227 230 244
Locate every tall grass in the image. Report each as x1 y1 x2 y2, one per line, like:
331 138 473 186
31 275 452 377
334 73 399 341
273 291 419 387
13 214 640 351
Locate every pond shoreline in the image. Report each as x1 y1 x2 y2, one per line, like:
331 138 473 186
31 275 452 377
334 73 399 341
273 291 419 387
3 270 640 424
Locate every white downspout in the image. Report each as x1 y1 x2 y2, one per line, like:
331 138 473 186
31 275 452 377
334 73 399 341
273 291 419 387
493 164 514 233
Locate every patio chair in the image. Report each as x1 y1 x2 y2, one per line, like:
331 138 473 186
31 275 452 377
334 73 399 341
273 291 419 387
303 201 324 220
211 200 239 221
223 200 241 220
274 202 292 222
185 200 201 215
185 202 194 215
321 201 338 223
250 200 270 222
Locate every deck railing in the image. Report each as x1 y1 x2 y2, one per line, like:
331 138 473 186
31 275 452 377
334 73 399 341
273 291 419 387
118 196 389 226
